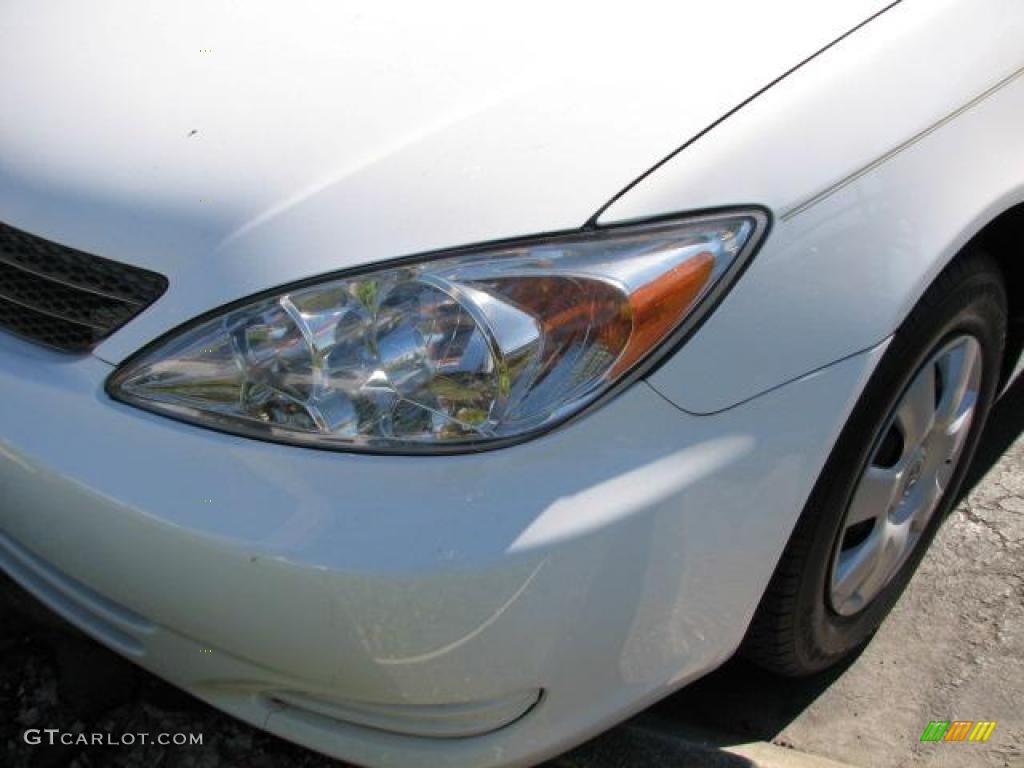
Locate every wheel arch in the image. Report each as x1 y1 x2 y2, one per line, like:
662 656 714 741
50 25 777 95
969 203 1024 388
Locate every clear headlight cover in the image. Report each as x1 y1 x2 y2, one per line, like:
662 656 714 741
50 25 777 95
108 211 767 452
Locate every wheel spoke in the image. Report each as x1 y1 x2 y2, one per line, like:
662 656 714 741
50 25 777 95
895 364 937 450
936 400 974 448
935 339 982 428
846 466 900 526
911 476 943 532
931 401 974 473
832 528 884 609
866 521 910 594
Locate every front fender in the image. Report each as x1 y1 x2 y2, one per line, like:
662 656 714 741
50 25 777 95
599 0 1024 413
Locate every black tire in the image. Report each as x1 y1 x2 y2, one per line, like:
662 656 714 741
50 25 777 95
742 250 1007 676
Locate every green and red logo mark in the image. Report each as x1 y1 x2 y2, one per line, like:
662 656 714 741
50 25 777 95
920 721 996 742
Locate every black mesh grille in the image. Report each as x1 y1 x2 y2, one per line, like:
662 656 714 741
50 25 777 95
0 221 167 352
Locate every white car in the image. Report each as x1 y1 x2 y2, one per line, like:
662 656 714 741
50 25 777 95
1 1 1021 766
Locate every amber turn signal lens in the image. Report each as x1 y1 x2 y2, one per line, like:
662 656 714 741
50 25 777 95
612 251 715 377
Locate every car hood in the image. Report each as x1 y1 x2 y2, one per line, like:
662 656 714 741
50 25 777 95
0 1 890 360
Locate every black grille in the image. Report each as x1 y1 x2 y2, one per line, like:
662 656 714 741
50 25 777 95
0 221 168 352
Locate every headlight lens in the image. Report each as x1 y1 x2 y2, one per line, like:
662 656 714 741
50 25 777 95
108 211 766 452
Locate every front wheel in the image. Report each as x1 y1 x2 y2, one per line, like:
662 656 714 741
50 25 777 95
743 250 1007 676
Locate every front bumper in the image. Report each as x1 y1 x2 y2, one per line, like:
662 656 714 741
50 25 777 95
0 331 884 767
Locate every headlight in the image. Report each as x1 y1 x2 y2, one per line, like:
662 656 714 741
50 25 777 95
108 210 767 453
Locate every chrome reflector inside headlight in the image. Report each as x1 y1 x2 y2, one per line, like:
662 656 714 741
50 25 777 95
108 211 767 452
